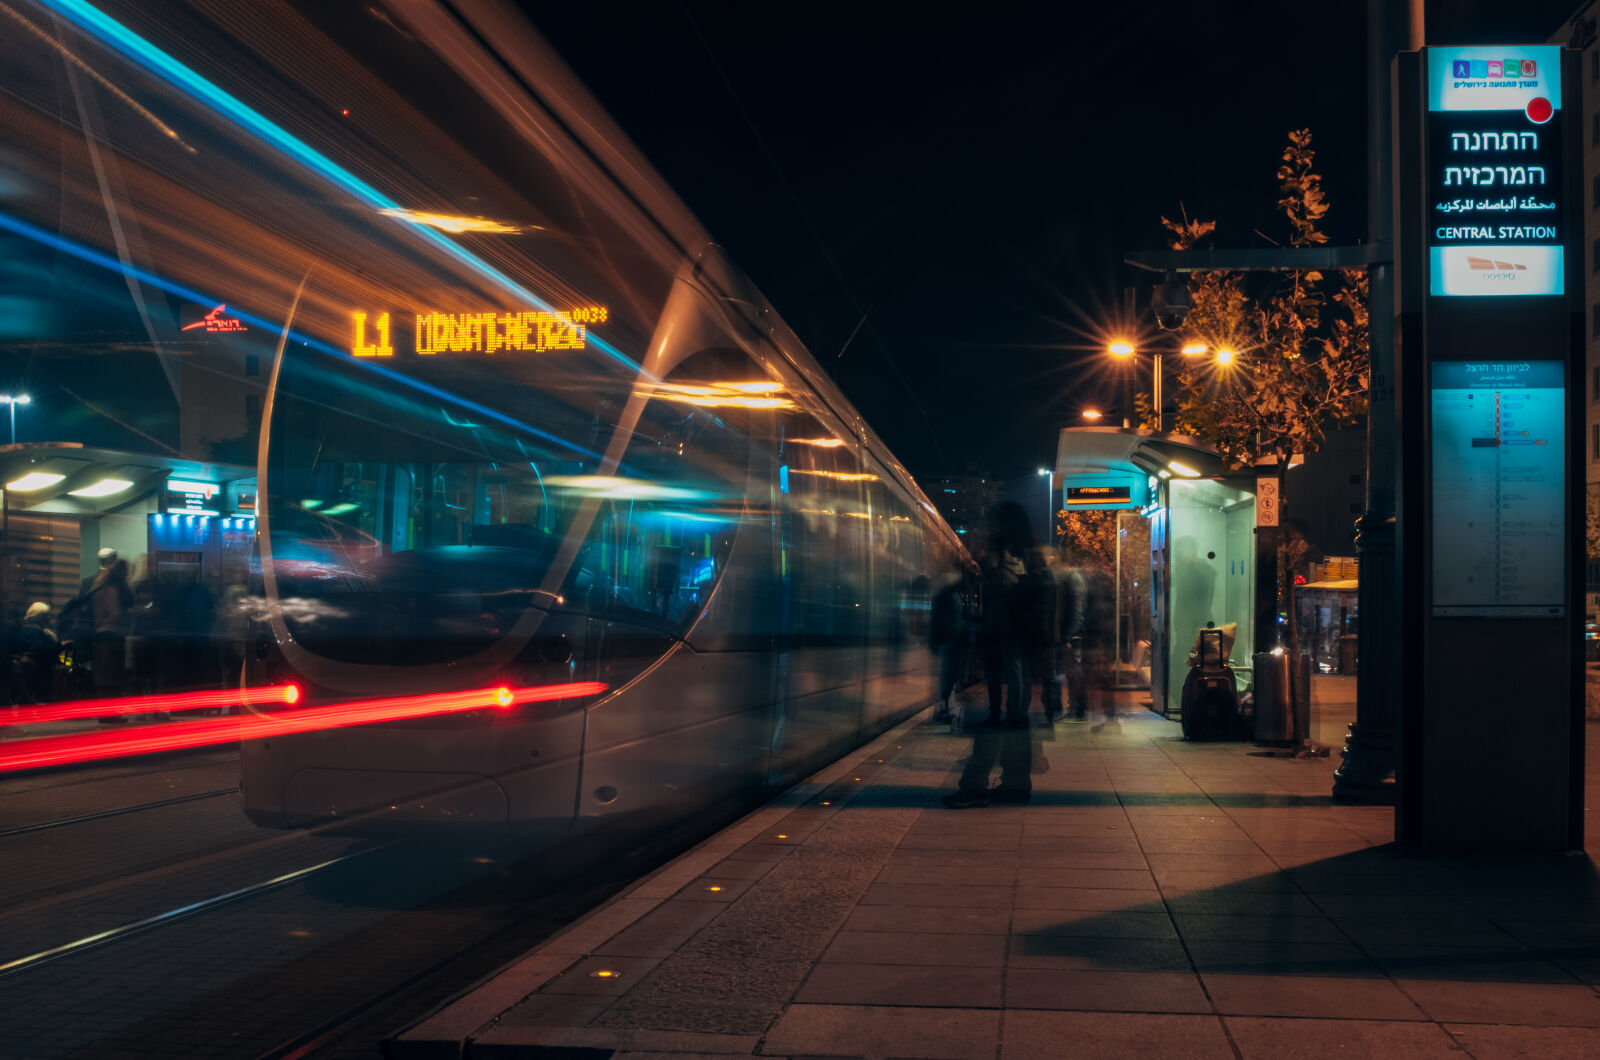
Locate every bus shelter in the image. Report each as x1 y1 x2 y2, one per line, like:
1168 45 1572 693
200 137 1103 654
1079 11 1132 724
1053 428 1256 719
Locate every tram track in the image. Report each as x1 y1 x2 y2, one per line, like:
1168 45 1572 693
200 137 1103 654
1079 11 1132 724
0 785 238 837
0 846 384 978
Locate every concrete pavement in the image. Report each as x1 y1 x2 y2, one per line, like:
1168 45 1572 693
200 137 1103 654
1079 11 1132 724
389 682 1600 1059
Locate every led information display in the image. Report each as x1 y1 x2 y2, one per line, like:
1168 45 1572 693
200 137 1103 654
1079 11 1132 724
350 306 607 356
1426 46 1563 297
1430 360 1565 616
1066 485 1131 505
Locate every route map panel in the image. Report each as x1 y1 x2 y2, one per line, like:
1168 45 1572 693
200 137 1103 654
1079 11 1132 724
1431 360 1565 616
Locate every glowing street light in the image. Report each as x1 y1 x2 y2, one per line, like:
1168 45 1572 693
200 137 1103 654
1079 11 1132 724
1081 408 1104 422
1215 347 1237 367
0 394 30 445
1108 339 1136 358
1181 343 1208 356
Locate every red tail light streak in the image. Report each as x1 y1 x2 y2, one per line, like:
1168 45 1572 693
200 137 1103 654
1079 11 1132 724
0 682 607 774
4 684 302 726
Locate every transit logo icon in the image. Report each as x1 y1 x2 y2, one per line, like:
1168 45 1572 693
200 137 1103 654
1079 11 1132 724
1453 59 1471 78
1488 60 1504 78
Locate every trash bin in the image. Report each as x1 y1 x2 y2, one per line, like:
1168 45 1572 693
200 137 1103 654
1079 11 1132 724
1253 650 1312 746
1253 651 1293 745
1338 634 1358 675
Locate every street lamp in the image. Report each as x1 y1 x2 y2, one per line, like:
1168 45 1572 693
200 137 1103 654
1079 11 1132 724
0 394 31 445
1081 407 1104 422
1036 468 1054 543
1107 339 1138 429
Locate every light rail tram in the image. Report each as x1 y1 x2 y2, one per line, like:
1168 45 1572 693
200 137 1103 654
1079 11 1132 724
0 1 966 838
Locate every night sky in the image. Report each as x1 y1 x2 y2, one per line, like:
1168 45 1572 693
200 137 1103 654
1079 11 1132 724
531 1 1580 497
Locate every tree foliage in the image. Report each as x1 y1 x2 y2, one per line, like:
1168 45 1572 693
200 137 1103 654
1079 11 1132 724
1158 129 1369 467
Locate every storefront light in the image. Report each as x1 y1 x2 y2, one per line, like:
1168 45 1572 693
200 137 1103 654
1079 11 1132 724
5 472 64 491
68 478 134 498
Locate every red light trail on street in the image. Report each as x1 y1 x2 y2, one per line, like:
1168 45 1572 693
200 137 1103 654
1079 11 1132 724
0 682 607 774
4 684 301 726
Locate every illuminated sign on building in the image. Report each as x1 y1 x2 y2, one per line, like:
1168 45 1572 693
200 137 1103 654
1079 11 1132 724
182 304 247 332
1066 485 1132 505
351 307 607 356
166 478 220 513
1427 46 1563 296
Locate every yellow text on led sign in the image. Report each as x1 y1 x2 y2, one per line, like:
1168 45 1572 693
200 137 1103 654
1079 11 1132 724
350 307 608 357
416 311 589 354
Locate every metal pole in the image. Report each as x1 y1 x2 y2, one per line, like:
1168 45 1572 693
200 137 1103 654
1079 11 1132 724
1153 350 1163 433
1333 0 1421 803
1044 471 1054 544
8 403 14 445
1114 509 1123 685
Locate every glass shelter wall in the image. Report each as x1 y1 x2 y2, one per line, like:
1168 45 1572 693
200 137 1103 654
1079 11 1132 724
1154 479 1255 716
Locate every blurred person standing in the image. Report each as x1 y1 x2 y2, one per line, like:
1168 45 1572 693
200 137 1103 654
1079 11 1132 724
90 557 133 698
942 503 1042 808
929 558 969 723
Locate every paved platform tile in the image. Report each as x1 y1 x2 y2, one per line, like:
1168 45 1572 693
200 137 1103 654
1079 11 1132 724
1201 972 1426 1020
999 1010 1232 1060
1184 939 1382 978
859 882 1000 908
876 863 1016 886
795 963 1001 1008
1397 978 1600 1026
843 904 1011 935
595 900 727 959
760 1003 999 1060
1009 908 1178 940
1006 934 1194 972
1444 1022 1600 1059
1011 886 1165 913
1223 1016 1465 1060
1366 945 1580 984
1001 968 1210 1013
820 930 1007 968
1172 913 1346 944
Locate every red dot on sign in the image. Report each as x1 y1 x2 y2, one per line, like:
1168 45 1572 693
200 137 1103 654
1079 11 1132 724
1526 97 1553 124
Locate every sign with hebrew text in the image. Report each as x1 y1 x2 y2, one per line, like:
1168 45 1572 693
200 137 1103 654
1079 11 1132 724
1426 46 1563 296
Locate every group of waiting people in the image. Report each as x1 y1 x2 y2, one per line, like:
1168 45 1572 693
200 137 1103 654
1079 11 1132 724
931 500 1116 808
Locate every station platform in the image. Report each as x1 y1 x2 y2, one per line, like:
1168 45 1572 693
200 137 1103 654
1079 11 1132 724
388 687 1600 1060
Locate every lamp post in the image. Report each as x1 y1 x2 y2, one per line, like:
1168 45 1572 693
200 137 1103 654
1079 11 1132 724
1108 341 1221 433
1108 340 1136 429
0 394 31 445
1036 467 1054 544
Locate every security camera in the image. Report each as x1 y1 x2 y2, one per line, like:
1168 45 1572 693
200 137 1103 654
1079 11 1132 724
1151 273 1193 331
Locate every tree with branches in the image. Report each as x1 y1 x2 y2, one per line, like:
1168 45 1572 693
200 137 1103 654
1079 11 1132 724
1151 129 1369 741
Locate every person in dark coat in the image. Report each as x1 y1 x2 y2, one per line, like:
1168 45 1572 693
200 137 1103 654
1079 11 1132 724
944 502 1042 807
91 558 133 697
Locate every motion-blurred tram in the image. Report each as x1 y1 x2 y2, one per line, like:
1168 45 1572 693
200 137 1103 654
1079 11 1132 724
0 2 965 834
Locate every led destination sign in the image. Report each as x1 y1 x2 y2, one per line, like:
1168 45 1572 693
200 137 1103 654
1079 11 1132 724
1426 46 1564 296
1066 486 1132 504
351 306 607 357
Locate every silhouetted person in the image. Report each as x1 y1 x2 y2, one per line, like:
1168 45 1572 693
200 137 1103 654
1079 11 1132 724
944 502 1041 807
930 560 968 722
1058 550 1090 722
91 558 132 698
1079 555 1117 727
11 602 58 704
